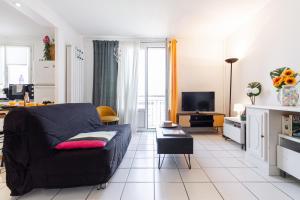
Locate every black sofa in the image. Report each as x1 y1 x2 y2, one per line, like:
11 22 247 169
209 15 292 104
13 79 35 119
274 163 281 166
3 103 131 196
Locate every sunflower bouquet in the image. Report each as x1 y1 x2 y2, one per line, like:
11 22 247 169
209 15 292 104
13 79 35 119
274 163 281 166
270 67 299 91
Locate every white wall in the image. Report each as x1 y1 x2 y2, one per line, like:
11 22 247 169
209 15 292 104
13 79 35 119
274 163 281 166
177 37 225 113
226 0 300 109
83 38 94 103
54 28 83 103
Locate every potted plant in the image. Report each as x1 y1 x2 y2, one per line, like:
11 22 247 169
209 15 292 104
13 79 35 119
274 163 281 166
246 82 262 105
270 67 299 106
43 35 55 61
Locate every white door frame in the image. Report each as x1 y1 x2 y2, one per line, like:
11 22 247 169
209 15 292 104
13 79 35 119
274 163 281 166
137 41 168 131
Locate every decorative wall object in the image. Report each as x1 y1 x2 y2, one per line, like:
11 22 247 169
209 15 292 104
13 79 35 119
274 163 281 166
43 35 55 60
113 46 121 63
270 67 299 106
246 82 262 105
49 44 55 60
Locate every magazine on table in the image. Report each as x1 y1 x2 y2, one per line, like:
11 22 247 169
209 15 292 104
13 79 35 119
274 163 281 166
162 129 186 136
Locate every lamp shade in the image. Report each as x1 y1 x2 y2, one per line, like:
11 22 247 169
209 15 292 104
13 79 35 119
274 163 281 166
234 104 245 114
225 58 239 64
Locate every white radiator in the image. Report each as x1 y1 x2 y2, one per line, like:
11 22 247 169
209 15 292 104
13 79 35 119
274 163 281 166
66 45 85 103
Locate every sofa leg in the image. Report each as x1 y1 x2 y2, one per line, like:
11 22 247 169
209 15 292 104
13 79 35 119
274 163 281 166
97 183 108 190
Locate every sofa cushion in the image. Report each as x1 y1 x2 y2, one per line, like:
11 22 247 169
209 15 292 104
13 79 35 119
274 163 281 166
55 131 117 150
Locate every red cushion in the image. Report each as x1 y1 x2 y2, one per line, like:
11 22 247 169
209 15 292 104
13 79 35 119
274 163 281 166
55 140 107 150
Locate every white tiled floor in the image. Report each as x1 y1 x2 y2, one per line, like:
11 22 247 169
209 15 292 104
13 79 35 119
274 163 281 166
185 183 222 200
228 168 266 182
18 189 59 200
179 169 210 182
122 182 154 200
53 186 93 200
244 183 292 200
88 183 124 200
109 169 130 182
204 168 238 182
1 132 300 200
273 182 300 200
155 169 182 182
214 183 257 200
155 183 188 200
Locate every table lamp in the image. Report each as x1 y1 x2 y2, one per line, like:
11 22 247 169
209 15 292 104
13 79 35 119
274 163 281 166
234 103 245 117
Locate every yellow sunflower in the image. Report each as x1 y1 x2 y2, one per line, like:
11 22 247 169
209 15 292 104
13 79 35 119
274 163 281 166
273 77 284 88
282 69 295 77
284 77 297 85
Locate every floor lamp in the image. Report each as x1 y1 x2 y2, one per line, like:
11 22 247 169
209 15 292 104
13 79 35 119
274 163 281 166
225 58 238 117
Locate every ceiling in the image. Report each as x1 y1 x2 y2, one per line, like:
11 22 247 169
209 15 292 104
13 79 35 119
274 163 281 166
0 0 52 38
41 0 269 38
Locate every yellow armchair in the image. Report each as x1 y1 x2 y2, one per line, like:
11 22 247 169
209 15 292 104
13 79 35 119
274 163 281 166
96 106 119 125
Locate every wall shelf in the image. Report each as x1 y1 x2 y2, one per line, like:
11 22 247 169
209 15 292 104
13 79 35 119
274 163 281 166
246 105 300 113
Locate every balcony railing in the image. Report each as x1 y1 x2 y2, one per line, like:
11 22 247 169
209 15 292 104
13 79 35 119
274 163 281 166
137 95 166 129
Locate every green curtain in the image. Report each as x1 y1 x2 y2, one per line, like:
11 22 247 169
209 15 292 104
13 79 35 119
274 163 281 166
93 40 119 109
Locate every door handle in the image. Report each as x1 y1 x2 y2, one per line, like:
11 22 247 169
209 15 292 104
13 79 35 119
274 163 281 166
261 135 264 138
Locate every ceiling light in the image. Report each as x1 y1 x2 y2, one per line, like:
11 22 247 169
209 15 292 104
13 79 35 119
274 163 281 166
15 2 21 7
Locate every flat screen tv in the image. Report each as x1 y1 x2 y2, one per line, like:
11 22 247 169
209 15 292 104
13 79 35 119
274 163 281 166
182 92 215 112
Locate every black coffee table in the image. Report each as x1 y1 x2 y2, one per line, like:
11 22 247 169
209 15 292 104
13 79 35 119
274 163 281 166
156 127 193 169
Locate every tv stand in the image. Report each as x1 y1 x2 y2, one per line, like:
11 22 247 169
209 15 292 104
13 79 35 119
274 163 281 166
176 112 225 133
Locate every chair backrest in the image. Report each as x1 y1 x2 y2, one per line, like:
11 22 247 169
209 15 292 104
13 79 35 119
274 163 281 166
96 106 117 117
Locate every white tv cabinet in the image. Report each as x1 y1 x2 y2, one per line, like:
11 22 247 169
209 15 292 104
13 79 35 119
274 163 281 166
246 105 300 178
223 117 246 149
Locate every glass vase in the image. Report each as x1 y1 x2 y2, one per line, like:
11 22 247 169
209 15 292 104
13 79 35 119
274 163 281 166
277 85 299 106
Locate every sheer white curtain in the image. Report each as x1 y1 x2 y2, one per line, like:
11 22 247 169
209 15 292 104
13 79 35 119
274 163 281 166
117 41 140 132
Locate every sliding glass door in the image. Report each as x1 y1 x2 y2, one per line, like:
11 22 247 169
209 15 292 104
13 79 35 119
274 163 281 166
137 42 168 131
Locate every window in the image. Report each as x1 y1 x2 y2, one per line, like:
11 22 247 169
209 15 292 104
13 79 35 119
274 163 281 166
0 46 31 90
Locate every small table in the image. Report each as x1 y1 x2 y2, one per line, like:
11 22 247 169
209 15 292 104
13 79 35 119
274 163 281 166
156 127 193 169
223 117 246 150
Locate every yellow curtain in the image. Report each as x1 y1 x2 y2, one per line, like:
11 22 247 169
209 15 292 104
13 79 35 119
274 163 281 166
169 39 178 123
